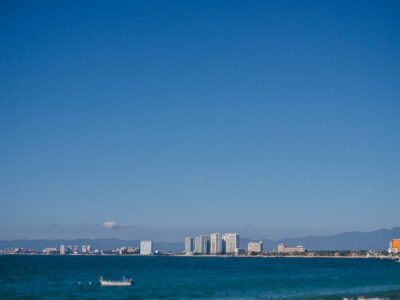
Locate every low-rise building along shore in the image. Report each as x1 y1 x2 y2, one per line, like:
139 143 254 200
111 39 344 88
277 243 305 254
248 241 263 254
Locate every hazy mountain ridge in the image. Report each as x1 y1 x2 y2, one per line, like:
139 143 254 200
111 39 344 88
241 227 400 251
1 227 399 252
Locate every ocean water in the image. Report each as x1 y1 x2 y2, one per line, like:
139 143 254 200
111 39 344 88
1 255 400 299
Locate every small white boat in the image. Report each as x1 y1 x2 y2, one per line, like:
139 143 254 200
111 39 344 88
99 276 135 286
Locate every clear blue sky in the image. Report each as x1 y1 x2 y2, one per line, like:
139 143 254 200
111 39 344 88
1 0 399 241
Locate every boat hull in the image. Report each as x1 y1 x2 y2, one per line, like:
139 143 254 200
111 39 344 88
100 280 133 286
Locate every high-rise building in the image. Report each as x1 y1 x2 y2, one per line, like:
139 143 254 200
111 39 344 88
60 245 66 255
81 245 87 253
210 233 223 254
195 236 202 254
140 240 153 255
87 245 91 253
205 236 210 254
185 237 194 253
195 235 208 254
223 233 239 254
248 241 263 253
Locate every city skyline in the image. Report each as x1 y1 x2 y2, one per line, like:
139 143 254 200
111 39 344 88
1 1 400 240
3 235 400 256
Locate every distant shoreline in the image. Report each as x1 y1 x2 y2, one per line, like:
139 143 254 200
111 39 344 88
1 253 398 260
176 254 397 259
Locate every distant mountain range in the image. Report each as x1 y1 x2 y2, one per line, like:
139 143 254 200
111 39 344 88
1 227 399 252
240 226 400 251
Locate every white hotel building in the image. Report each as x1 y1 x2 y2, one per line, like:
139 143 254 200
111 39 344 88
140 240 153 255
223 233 239 254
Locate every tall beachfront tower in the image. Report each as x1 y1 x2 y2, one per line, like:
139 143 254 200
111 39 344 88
185 237 194 253
223 233 239 254
210 233 223 254
195 235 209 254
140 240 153 255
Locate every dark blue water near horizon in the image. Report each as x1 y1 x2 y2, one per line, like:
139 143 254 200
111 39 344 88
1 255 400 299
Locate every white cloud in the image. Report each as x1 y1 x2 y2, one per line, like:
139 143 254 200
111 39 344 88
103 221 117 229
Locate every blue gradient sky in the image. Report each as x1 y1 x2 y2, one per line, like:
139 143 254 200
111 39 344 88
1 0 399 241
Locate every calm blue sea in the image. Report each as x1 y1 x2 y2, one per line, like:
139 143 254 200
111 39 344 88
1 255 400 299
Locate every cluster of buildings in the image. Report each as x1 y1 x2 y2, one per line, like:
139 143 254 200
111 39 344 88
184 233 307 256
49 241 155 255
388 239 400 254
4 237 399 257
43 244 97 255
185 233 240 255
1 248 28 254
1 237 306 256
0 240 156 256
